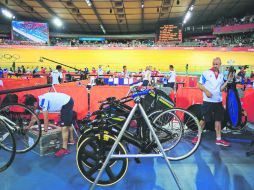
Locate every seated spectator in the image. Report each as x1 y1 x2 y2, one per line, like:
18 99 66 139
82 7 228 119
250 71 254 78
41 67 46 74
237 67 246 81
0 67 3 78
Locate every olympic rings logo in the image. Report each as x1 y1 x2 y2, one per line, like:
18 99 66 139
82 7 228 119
0 54 20 61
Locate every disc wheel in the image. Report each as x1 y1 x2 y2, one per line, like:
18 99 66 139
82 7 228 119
77 128 93 149
0 122 16 172
0 104 41 153
154 108 202 161
76 134 128 186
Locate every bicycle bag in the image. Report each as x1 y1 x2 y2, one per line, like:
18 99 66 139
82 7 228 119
141 88 175 113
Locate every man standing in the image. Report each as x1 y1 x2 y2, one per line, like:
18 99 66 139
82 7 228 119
161 65 176 95
50 65 63 84
122 65 129 78
142 66 152 86
185 64 189 75
97 65 104 85
193 57 232 146
12 62 15 72
165 65 176 89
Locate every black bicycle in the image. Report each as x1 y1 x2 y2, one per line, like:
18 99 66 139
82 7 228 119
0 116 16 172
76 88 202 186
0 103 42 172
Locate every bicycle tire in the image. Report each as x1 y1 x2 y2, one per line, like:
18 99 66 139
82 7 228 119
76 134 128 186
0 103 41 153
153 108 202 161
147 110 183 152
0 121 16 172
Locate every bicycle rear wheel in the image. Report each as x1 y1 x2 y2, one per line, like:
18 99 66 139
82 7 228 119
0 104 41 153
153 108 202 160
0 121 16 172
149 110 183 151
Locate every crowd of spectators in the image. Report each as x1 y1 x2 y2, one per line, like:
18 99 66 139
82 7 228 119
0 39 47 46
50 38 156 47
1 35 253 48
1 15 254 48
181 32 254 47
215 14 254 27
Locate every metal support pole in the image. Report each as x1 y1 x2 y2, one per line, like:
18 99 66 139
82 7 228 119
87 89 91 116
89 103 138 190
71 124 79 138
89 100 183 189
138 104 182 190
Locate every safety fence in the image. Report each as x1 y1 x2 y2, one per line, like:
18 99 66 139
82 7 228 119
0 78 253 122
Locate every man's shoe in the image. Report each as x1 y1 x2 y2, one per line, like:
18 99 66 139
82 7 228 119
54 148 70 157
192 136 199 144
68 140 75 145
215 139 231 147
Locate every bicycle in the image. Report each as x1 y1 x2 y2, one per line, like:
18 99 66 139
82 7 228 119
76 88 202 186
0 103 41 153
0 116 16 172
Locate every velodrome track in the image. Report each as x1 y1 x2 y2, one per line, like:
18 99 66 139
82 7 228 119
1 46 253 73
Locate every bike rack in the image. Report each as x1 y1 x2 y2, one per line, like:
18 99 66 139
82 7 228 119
89 94 182 190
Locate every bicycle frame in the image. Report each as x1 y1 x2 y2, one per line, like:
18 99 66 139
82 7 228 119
90 90 182 190
0 115 17 132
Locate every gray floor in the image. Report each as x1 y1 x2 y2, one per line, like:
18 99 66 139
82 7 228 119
1 131 254 190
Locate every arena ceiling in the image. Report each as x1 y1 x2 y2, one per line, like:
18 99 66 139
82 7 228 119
0 0 254 34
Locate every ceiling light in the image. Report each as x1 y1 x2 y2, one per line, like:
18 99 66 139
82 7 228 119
1 8 14 19
183 11 191 24
53 17 63 27
182 4 194 25
100 24 106 34
85 0 92 7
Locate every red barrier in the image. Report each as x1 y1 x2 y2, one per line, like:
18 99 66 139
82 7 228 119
188 76 198 87
175 75 198 87
242 88 254 122
176 87 203 108
54 86 88 120
3 81 245 122
176 87 227 109
14 85 88 120
90 86 130 112
0 78 47 90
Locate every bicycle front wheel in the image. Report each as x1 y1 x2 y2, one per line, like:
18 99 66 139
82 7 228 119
76 134 128 186
0 122 16 172
0 104 41 153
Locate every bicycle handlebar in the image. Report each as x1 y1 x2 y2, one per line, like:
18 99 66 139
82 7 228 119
129 81 143 90
132 89 150 98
